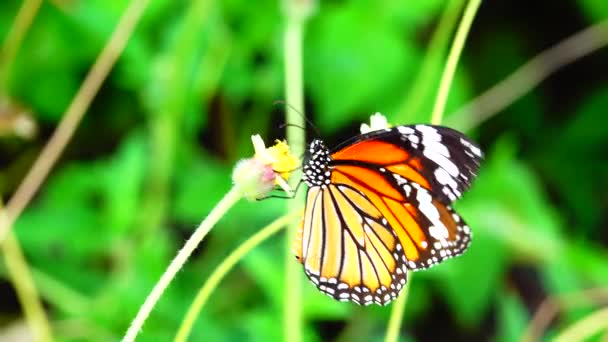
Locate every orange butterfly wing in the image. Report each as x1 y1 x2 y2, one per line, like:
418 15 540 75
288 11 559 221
329 166 471 270
294 184 408 305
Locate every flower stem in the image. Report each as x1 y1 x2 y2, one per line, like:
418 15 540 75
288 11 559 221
122 187 242 342
430 0 482 125
1 204 53 342
28 266 90 315
398 0 465 122
282 1 314 341
384 280 411 342
386 1 481 340
0 0 43 91
174 210 301 342
553 307 608 342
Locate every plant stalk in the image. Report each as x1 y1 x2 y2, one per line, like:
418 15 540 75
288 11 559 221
1 206 53 342
174 211 300 342
554 307 608 342
430 0 482 125
282 1 315 341
398 0 465 122
0 0 43 91
384 280 411 342
123 187 242 342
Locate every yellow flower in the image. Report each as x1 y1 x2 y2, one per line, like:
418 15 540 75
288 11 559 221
252 135 299 180
233 135 298 200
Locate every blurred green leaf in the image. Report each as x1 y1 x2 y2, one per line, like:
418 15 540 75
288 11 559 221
302 279 351 320
240 245 284 308
15 163 109 293
427 227 507 325
173 153 233 222
241 308 286 341
578 0 608 21
220 0 282 106
100 131 147 234
305 3 420 132
496 292 529 342
458 138 564 262
535 88 608 235
10 5 91 120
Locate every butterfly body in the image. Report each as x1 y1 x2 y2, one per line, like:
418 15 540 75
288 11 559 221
302 139 332 187
295 124 482 306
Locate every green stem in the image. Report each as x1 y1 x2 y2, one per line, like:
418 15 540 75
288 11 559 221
1 229 53 342
0 0 43 92
430 0 482 125
386 1 482 340
553 307 608 342
398 0 465 122
0 264 90 317
384 280 411 342
122 187 242 342
283 1 314 342
174 210 301 342
29 267 90 315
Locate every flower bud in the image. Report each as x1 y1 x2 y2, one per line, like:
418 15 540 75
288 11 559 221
232 135 298 200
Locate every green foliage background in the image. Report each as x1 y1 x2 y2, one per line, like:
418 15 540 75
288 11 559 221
1 0 607 341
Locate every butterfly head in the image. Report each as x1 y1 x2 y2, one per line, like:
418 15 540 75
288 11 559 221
303 139 332 187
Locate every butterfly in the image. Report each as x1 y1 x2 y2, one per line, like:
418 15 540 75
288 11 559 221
292 124 483 305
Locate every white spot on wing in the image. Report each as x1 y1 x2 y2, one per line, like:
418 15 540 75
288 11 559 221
423 148 460 177
460 137 482 157
429 225 449 240
435 168 457 189
398 126 415 135
415 125 460 177
415 186 449 237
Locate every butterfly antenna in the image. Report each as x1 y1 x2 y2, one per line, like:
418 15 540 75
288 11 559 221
273 100 321 139
279 123 307 130
257 179 304 201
